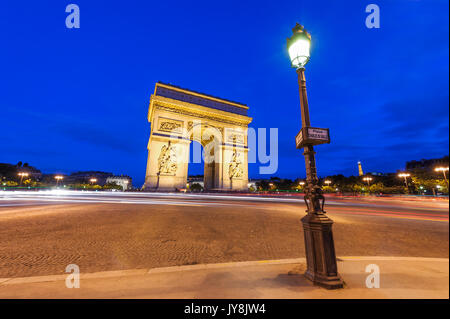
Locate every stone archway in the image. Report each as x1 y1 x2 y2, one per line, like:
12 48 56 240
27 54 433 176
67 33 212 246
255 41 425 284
143 82 252 191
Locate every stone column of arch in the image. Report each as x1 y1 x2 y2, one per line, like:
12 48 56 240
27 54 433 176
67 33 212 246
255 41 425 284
144 135 191 191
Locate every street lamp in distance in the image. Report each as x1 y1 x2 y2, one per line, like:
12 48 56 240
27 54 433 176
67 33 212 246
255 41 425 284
54 175 64 187
298 181 306 192
398 173 411 193
90 178 97 185
435 167 449 189
362 176 373 186
287 23 343 289
18 172 29 186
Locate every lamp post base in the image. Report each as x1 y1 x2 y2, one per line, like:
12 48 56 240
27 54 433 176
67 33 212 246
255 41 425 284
301 213 344 289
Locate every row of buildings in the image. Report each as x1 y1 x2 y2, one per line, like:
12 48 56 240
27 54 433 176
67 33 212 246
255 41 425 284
406 156 449 171
2 155 448 192
356 156 449 177
45 171 133 190
0 163 132 190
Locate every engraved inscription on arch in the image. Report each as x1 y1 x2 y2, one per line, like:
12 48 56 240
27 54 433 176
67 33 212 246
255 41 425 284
157 117 183 134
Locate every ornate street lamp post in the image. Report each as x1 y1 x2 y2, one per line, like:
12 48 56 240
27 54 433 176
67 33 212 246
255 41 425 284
287 23 343 289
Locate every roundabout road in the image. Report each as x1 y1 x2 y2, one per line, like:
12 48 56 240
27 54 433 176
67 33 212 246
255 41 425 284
0 191 448 277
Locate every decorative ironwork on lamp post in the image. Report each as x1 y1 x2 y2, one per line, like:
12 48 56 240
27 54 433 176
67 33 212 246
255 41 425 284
287 23 343 289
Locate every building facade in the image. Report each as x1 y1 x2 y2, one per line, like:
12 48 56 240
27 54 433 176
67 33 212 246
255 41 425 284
406 156 449 171
106 176 132 190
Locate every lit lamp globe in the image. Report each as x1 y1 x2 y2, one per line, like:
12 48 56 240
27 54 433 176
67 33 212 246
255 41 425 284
287 23 311 69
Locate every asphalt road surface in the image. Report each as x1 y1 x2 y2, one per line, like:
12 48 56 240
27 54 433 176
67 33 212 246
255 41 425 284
0 191 448 277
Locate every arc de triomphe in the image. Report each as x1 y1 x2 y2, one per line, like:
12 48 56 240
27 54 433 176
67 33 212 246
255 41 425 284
143 82 252 191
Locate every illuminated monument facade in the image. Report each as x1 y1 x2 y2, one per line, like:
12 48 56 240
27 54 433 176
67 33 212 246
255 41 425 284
143 83 252 191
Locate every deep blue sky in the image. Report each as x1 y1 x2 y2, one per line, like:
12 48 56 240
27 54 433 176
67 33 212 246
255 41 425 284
1 0 448 186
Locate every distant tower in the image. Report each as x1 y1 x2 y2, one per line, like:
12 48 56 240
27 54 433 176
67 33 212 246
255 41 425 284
358 161 364 176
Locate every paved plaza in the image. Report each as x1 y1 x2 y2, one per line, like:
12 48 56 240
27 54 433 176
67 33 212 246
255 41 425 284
0 192 447 279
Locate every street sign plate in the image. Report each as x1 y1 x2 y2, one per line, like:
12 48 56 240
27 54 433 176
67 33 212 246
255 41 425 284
307 128 328 141
295 129 303 148
296 127 330 148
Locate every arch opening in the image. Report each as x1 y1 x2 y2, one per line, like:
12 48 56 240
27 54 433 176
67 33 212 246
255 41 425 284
186 125 223 191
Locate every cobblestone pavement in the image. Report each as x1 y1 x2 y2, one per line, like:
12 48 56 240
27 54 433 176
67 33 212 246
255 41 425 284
0 198 448 277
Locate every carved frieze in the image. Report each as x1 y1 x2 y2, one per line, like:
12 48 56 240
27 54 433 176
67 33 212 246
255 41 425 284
155 104 249 127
